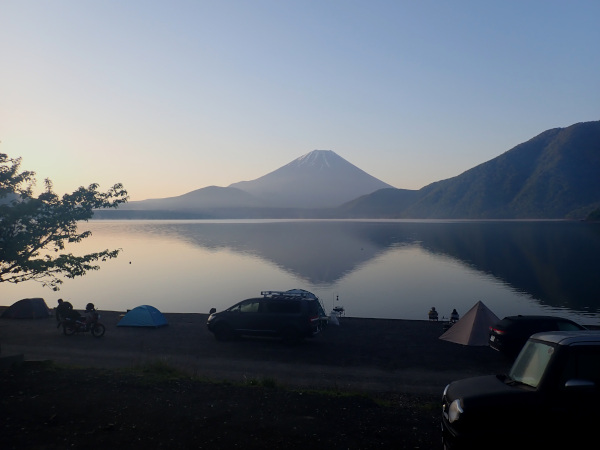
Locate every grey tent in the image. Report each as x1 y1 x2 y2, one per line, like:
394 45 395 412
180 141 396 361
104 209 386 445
439 301 499 346
1 298 51 319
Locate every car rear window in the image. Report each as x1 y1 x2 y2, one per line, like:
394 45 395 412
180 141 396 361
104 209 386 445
526 321 554 333
556 321 584 331
307 300 319 316
496 318 517 330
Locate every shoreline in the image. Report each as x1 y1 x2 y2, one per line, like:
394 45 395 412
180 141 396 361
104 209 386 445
1 308 512 394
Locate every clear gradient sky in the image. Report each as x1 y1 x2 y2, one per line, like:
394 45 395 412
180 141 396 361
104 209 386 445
1 1 599 201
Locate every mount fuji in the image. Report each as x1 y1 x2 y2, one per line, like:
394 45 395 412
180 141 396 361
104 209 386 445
229 150 394 208
118 150 394 215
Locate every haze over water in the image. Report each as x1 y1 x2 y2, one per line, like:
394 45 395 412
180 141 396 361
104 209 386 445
2 220 599 326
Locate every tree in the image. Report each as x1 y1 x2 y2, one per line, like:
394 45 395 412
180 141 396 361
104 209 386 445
0 153 128 290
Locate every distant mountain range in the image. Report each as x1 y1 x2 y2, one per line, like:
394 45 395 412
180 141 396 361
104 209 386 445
116 149 393 215
98 120 600 220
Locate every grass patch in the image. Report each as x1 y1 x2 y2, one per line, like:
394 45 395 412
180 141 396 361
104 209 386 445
296 387 372 401
415 400 438 412
244 376 279 388
132 359 189 381
373 397 394 407
22 360 58 370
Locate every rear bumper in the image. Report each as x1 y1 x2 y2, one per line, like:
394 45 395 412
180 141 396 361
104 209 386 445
305 325 321 337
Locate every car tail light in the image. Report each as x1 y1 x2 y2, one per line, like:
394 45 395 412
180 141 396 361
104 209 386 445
489 326 505 335
309 315 319 323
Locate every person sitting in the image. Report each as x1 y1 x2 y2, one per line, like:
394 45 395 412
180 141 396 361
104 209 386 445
83 303 97 325
450 308 460 323
428 307 438 321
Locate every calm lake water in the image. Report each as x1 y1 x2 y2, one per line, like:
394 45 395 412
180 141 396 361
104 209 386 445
2 220 600 326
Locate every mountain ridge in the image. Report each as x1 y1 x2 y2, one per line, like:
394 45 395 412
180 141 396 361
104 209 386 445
343 120 600 219
102 121 600 220
122 186 266 211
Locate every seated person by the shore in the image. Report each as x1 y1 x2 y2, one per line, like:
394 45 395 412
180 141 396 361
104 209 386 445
450 308 460 323
442 308 461 331
428 307 438 321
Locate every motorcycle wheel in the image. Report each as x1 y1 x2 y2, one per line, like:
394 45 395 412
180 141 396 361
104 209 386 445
91 323 106 338
63 323 76 336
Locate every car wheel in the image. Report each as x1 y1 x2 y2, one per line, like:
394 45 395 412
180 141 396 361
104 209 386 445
213 323 235 341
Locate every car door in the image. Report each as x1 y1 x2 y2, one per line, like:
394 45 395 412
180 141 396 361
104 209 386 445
554 344 600 438
226 299 261 333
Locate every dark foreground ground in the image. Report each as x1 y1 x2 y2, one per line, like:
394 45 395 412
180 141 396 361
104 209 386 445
2 362 439 449
1 309 513 449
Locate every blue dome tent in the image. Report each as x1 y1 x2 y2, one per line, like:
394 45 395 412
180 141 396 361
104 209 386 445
117 305 168 328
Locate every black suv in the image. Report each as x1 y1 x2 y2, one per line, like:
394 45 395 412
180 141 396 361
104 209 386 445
207 295 321 343
442 331 600 449
488 315 586 359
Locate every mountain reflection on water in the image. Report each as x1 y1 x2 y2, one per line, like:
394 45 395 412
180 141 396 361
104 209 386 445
1 220 598 324
131 220 600 318
139 221 390 285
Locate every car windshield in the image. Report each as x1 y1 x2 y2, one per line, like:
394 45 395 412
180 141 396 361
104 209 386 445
508 340 555 388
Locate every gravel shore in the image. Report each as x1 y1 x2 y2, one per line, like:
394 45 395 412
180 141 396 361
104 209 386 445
1 308 511 393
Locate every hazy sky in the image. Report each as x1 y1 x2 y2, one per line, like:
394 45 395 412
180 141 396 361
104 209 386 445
2 1 599 201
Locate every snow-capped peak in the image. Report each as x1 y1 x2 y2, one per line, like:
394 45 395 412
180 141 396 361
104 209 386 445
287 150 339 169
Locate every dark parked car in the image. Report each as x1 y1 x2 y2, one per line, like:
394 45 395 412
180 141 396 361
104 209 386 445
442 330 600 449
207 295 322 343
488 315 586 359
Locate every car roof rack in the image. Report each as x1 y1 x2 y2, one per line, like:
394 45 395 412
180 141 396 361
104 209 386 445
261 290 308 298
261 290 318 298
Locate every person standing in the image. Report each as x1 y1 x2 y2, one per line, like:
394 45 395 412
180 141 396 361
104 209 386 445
55 298 73 323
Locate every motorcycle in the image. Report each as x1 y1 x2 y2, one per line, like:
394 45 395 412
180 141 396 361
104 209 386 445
61 310 106 338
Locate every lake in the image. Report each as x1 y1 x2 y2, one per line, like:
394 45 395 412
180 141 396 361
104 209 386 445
2 220 599 326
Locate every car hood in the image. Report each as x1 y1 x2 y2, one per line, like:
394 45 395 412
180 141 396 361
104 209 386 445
446 374 537 410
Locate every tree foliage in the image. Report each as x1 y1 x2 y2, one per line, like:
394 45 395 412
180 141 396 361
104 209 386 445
0 153 128 290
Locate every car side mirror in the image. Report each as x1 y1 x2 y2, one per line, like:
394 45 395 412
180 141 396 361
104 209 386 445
209 308 216 314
